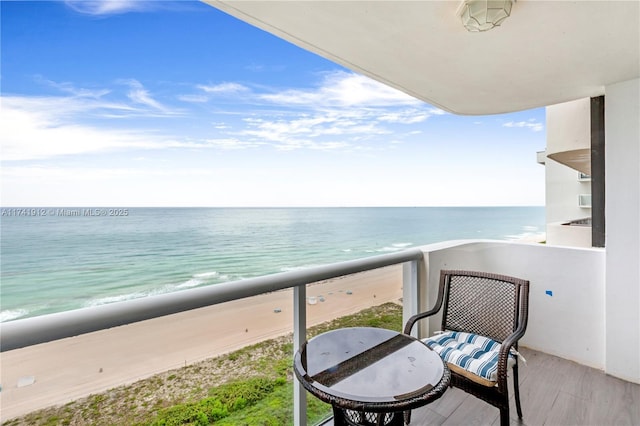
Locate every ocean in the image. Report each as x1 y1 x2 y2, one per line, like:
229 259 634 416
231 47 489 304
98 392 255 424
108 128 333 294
0 207 544 322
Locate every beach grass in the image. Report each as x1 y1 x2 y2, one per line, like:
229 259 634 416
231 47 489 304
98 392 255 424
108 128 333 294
4 302 403 426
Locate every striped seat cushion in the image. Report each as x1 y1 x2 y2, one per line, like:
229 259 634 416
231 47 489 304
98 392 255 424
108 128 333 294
423 331 515 386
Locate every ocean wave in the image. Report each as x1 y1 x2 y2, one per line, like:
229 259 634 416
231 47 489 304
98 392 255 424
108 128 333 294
363 242 415 253
280 264 324 272
374 242 413 252
0 308 30 322
193 271 219 279
176 278 203 289
178 271 224 288
84 272 231 308
391 242 413 247
84 292 149 307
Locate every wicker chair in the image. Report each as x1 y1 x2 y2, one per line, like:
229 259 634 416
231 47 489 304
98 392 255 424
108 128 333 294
403 270 530 426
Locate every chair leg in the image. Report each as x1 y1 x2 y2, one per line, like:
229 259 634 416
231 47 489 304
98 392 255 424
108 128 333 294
513 363 523 418
403 410 412 424
499 407 510 426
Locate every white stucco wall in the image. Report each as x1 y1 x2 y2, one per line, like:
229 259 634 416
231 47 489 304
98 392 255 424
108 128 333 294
418 241 606 370
545 99 592 247
546 221 592 248
604 77 640 383
545 160 591 225
546 98 591 156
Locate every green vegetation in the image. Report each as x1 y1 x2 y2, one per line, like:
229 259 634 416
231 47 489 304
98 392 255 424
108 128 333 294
5 302 402 426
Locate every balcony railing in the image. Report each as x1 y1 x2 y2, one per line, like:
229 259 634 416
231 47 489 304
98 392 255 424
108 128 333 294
0 247 424 424
1 240 617 425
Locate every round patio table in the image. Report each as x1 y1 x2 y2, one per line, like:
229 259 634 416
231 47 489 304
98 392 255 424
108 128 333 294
294 327 450 426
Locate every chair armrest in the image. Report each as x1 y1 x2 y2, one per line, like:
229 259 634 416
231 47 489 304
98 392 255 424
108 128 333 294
403 307 440 335
403 273 447 336
498 284 529 380
496 317 528 389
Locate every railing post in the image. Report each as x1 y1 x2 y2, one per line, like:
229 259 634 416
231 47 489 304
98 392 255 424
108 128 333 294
402 260 420 338
293 284 307 426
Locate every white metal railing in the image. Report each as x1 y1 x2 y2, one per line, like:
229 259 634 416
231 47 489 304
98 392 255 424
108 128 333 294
0 248 424 426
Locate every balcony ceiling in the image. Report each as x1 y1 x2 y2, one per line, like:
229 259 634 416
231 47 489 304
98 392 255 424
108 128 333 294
204 0 639 115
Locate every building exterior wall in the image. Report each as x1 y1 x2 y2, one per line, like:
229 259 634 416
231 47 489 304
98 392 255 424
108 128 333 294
604 77 640 383
546 97 591 157
545 98 592 247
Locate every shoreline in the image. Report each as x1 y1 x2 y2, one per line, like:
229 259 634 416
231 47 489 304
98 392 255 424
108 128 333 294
0 265 403 421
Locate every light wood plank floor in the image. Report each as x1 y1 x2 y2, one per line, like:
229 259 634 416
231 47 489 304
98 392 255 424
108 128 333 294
321 347 640 426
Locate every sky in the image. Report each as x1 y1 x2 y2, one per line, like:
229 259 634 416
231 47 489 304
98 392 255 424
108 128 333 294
0 0 546 207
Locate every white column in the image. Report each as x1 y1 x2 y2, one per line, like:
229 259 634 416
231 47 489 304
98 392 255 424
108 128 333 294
604 77 640 383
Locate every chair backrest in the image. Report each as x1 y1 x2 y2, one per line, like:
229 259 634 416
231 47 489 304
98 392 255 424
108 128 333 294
440 270 529 343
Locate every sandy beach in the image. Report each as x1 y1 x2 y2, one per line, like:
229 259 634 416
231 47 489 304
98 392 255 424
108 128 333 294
0 265 402 421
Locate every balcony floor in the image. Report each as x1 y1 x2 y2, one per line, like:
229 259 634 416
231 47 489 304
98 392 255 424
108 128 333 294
320 347 640 425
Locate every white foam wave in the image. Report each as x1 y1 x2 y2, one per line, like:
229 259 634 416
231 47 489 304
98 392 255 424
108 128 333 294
280 264 323 272
0 308 29 322
85 292 148 307
176 278 203 289
375 245 406 252
391 242 413 247
193 271 219 279
369 242 414 253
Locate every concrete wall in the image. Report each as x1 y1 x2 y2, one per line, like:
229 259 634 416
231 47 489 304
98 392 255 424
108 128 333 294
545 99 592 246
546 221 592 248
604 77 640 383
545 160 591 225
418 241 606 370
546 98 590 156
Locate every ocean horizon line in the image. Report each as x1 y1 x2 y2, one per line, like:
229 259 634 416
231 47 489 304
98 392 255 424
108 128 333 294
1 205 545 209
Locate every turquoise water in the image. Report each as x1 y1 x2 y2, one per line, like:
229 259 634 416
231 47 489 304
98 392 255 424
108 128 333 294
0 207 544 322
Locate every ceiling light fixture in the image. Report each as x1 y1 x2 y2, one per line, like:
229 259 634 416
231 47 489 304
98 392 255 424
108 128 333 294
458 0 514 32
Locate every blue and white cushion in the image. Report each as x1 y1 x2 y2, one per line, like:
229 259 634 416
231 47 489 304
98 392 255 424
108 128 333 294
423 331 515 385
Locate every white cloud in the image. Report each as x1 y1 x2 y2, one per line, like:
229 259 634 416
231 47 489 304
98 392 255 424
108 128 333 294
36 76 112 98
1 96 198 161
1 100 158 160
237 109 394 151
177 94 209 103
212 72 444 150
64 0 154 15
178 83 250 104
203 138 264 150
197 83 250 94
503 120 544 132
1 71 445 161
260 71 421 108
120 79 176 114
377 110 431 124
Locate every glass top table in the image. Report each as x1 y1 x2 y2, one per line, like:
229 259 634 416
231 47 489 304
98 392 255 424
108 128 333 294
294 327 450 426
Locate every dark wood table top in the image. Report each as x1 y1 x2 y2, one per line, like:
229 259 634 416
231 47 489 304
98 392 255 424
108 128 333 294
294 327 450 414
